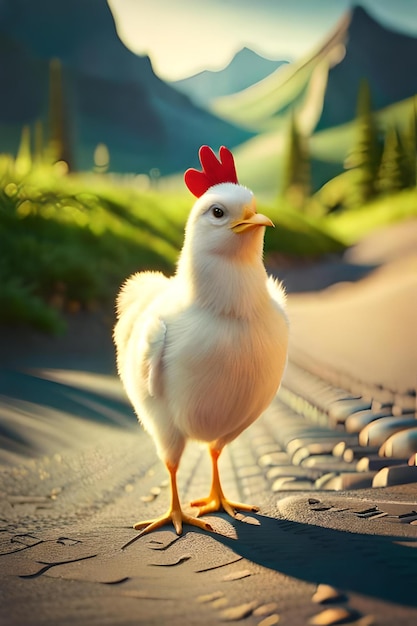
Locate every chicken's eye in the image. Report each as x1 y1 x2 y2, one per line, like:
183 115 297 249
212 206 224 219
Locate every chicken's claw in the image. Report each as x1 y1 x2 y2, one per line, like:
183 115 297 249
133 509 213 536
191 495 259 518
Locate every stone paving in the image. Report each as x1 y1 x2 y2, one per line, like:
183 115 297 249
1 358 416 626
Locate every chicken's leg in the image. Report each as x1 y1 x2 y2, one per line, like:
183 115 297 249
134 462 213 535
191 447 259 517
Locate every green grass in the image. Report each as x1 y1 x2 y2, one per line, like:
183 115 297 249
324 187 417 245
264 199 344 257
0 163 191 333
2 156 415 334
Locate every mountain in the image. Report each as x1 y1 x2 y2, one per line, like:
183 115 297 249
171 47 288 108
214 6 417 134
318 5 417 130
0 0 252 174
211 5 417 197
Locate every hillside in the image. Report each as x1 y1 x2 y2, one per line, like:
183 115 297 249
0 0 252 175
230 93 417 199
171 47 288 108
213 6 417 135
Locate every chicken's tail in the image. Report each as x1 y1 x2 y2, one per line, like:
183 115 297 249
115 271 168 319
113 271 170 374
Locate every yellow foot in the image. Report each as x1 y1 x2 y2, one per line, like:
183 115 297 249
133 509 213 537
191 494 259 518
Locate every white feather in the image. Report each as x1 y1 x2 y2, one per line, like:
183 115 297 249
114 183 289 467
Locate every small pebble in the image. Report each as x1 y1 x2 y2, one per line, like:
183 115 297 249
140 494 155 503
151 554 191 567
197 591 225 603
50 487 62 500
372 465 417 487
120 589 167 600
222 569 252 581
408 453 417 466
220 601 258 621
355 617 375 626
258 615 280 626
312 584 347 604
309 607 357 625
56 537 81 547
253 603 279 616
258 452 289 467
237 466 261 478
238 515 260 525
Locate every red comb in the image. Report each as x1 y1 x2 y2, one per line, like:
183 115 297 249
184 145 238 197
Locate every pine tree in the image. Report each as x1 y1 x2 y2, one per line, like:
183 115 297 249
281 112 311 210
344 80 380 209
400 97 417 188
47 58 73 170
15 125 32 176
378 126 407 194
34 120 44 166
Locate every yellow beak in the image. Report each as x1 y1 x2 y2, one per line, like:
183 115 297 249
230 205 274 234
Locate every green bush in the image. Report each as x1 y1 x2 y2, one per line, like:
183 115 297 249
0 277 65 334
0 169 185 332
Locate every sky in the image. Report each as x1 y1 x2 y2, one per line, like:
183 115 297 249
107 0 417 81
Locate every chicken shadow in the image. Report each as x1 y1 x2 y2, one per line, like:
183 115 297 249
207 512 417 607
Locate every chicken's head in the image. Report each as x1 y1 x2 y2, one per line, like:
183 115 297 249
183 146 273 261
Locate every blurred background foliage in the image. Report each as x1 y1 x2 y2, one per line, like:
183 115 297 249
1 2 416 333
0 137 190 333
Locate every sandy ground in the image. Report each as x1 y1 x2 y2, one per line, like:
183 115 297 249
288 252 417 393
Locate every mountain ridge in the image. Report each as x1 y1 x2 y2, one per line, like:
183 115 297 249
171 47 288 107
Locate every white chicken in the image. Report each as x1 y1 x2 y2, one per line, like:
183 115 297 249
114 146 288 536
